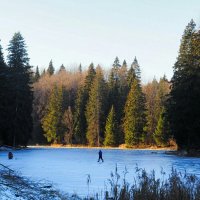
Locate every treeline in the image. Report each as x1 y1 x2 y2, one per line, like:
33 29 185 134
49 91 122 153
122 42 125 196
167 20 200 151
1 19 200 150
32 57 170 147
0 33 32 146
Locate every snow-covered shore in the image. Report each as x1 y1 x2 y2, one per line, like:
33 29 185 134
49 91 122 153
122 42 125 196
0 164 69 200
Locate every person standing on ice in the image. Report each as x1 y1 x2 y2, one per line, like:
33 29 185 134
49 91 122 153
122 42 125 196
98 150 104 162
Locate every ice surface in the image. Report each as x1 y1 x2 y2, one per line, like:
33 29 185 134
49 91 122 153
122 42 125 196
1 148 200 197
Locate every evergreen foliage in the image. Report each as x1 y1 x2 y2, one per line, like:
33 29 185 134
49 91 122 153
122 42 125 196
0 41 8 144
47 60 55 75
86 66 107 146
104 105 118 146
113 56 121 68
73 63 96 144
123 79 146 146
144 76 170 145
73 86 87 144
154 107 170 147
0 30 187 148
127 65 136 89
6 32 33 146
59 64 65 72
42 85 63 143
34 66 40 82
131 57 141 80
167 19 200 150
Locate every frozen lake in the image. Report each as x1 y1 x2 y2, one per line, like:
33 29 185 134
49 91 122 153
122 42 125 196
1 148 200 197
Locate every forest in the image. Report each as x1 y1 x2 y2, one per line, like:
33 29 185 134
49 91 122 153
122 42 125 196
0 19 200 151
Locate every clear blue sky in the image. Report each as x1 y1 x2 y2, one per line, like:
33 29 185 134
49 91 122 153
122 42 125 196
0 0 200 82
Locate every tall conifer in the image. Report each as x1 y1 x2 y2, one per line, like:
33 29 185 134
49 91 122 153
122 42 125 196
168 20 200 150
34 66 40 82
154 108 170 147
123 79 146 146
73 63 96 144
86 66 107 146
42 85 63 143
104 105 118 146
7 32 33 146
47 60 55 75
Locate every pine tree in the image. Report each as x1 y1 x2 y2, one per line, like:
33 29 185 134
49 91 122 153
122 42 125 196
34 66 40 82
42 85 63 143
104 105 118 146
47 60 55 75
7 32 33 146
123 79 146 146
86 66 107 146
154 107 170 147
167 20 200 150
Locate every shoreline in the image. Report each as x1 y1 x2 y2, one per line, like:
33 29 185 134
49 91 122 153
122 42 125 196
27 144 176 151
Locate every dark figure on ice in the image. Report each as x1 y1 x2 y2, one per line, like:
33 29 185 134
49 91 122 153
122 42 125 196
8 152 13 160
98 150 104 162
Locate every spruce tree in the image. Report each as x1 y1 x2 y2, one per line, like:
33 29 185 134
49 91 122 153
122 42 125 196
84 63 96 92
131 57 141 80
73 86 87 144
34 66 40 82
42 85 63 143
154 107 170 147
73 63 96 144
112 56 121 81
7 32 33 146
59 64 65 72
167 20 200 150
0 41 8 144
86 66 107 146
113 56 121 68
117 59 129 143
107 70 119 109
127 65 136 89
104 105 118 146
123 79 146 146
47 60 55 75
119 59 128 87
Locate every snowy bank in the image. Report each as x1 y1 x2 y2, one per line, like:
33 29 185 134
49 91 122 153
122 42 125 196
0 164 70 200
